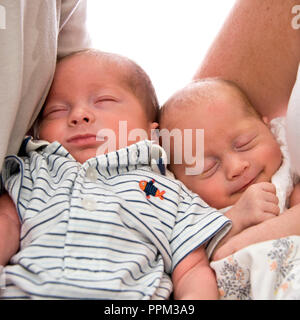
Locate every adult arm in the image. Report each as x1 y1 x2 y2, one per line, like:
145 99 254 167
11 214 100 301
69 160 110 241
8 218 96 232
194 0 300 119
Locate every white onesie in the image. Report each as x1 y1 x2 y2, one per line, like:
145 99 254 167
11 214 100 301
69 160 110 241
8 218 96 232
270 117 298 212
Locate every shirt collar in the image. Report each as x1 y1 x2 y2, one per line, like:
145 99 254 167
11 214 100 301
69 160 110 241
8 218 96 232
23 137 167 176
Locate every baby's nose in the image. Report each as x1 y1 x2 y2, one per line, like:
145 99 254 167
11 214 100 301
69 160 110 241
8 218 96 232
69 107 95 126
226 155 250 180
70 116 90 126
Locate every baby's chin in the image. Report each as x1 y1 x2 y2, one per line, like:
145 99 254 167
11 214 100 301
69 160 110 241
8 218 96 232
71 148 102 163
210 194 240 210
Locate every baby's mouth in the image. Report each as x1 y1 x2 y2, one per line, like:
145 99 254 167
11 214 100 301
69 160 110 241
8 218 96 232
232 171 262 194
67 134 97 146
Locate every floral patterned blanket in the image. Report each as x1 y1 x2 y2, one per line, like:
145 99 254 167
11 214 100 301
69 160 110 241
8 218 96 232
210 236 300 299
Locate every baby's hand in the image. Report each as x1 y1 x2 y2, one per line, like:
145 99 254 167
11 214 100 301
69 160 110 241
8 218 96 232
213 182 280 259
233 182 279 230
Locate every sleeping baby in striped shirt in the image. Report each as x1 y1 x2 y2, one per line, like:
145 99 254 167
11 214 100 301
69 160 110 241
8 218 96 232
0 49 274 299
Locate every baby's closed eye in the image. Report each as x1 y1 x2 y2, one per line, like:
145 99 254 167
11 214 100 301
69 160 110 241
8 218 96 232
43 105 69 119
233 134 258 151
94 96 119 108
200 158 219 178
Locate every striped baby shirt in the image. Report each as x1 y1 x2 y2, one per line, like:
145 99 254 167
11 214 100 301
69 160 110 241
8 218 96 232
0 138 231 299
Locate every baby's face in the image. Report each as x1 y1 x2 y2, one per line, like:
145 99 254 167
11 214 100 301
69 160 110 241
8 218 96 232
38 54 155 163
168 95 282 209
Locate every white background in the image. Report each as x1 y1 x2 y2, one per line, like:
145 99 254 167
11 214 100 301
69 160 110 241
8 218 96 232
87 0 236 105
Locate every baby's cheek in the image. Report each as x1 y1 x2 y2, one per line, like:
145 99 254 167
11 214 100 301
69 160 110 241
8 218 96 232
193 183 224 208
265 143 282 173
39 123 64 143
38 124 51 141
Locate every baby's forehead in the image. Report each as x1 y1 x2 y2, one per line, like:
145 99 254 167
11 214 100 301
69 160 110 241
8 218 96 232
163 83 252 125
59 52 130 78
56 54 137 97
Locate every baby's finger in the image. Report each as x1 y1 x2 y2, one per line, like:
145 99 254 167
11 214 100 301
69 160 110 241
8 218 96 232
260 182 277 194
263 192 279 204
262 201 280 216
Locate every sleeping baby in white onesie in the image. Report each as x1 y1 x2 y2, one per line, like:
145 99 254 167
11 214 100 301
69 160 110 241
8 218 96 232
210 117 300 300
159 77 300 299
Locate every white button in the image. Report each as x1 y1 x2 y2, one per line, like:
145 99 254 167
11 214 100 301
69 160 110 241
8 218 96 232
86 167 98 182
82 198 97 211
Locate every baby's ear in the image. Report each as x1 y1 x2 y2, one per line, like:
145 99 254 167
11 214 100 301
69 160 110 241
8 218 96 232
150 122 159 143
262 116 270 127
150 122 159 130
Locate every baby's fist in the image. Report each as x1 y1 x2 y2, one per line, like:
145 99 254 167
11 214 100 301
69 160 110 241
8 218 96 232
234 182 279 228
